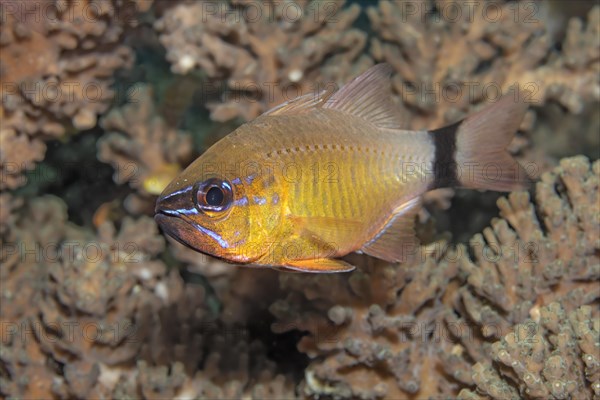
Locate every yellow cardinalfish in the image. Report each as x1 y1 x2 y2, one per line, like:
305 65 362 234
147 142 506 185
155 64 530 273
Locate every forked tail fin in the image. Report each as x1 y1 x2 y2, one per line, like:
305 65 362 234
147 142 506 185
429 94 532 192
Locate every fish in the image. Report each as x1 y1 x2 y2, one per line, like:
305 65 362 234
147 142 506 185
154 64 531 273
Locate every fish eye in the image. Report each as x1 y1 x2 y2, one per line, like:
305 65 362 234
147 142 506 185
206 186 224 207
195 178 233 213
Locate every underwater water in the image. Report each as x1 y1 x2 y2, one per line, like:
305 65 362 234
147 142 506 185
1 0 599 399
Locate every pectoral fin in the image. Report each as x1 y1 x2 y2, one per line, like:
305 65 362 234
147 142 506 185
360 197 421 262
281 258 355 273
288 215 363 251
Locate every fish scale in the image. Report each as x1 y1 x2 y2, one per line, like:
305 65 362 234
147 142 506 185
256 111 430 219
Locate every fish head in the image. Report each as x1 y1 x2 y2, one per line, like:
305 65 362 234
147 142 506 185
154 148 282 264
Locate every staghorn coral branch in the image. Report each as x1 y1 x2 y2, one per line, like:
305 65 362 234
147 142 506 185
98 83 193 196
0 0 146 189
459 302 599 399
155 0 373 122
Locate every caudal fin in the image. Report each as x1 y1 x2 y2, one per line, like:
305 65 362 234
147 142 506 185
429 94 531 192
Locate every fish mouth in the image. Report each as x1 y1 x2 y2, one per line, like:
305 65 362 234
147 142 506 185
154 187 212 254
154 207 232 259
154 212 206 253
154 189 255 263
154 212 249 264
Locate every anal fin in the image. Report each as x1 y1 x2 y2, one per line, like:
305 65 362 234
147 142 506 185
281 258 355 273
360 197 421 262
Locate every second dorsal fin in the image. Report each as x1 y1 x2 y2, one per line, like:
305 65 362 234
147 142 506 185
323 63 405 129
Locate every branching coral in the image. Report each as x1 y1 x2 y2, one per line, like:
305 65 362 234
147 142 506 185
0 196 78 397
181 335 299 399
458 302 599 399
109 337 299 400
0 0 147 189
0 0 144 133
0 195 209 398
441 155 599 397
368 1 599 129
0 196 72 327
155 0 373 121
0 129 46 190
0 193 22 238
271 246 461 399
98 83 193 197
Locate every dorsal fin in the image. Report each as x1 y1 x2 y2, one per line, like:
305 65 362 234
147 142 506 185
262 86 336 116
323 63 405 129
360 197 421 262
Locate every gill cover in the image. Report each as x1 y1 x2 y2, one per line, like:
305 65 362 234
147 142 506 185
154 139 281 263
